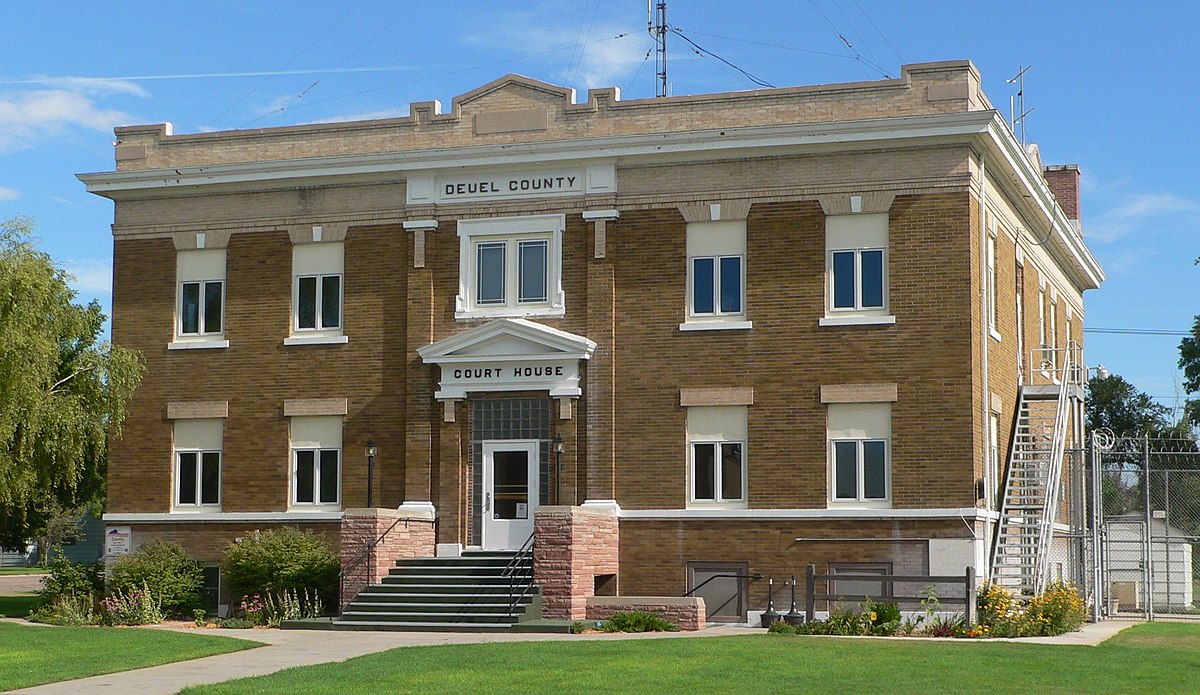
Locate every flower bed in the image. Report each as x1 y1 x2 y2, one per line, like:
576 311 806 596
769 581 1086 639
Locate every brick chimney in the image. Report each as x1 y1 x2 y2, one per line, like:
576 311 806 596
1042 164 1081 223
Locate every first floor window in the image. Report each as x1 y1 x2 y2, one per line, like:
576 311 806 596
294 449 340 505
691 255 743 315
686 405 748 506
692 441 744 503
832 439 888 501
827 402 891 505
296 274 341 330
830 248 885 310
176 451 221 506
180 280 223 335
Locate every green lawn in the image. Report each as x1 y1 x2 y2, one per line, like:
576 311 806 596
0 566 46 575
184 623 1200 695
0 622 261 691
0 593 38 617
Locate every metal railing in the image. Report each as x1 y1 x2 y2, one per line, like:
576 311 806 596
337 515 414 615
804 564 977 625
504 531 536 621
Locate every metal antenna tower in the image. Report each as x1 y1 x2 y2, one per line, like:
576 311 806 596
1006 65 1035 146
648 1 668 97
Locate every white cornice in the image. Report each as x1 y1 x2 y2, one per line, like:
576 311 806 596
78 108 1102 291
78 112 996 195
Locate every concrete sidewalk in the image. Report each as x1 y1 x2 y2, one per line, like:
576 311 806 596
9 619 1139 694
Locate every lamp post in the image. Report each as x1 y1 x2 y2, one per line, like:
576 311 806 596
552 433 564 504
365 440 377 508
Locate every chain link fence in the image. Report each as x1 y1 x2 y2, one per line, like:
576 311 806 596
1094 435 1200 620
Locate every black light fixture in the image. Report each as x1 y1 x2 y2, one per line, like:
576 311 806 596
365 439 377 508
552 433 565 504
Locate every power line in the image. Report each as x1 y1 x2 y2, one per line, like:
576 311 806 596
1085 327 1191 336
669 27 775 89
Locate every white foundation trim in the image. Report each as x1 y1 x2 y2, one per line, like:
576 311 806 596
618 507 1000 521
103 512 344 523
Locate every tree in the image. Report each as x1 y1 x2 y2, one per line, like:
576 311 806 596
1085 373 1174 437
0 216 143 549
1179 315 1200 429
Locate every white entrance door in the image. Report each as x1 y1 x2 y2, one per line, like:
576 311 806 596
481 440 539 550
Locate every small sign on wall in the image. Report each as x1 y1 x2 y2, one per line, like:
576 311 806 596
105 526 132 557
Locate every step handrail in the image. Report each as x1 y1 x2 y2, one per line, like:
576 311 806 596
338 515 417 616
505 531 536 621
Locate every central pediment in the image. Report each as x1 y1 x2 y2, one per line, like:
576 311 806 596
417 319 595 399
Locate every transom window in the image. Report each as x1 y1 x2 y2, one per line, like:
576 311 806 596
823 212 891 322
685 220 747 326
827 402 891 506
291 241 345 340
173 418 223 511
456 215 565 318
290 415 342 508
686 405 748 507
176 248 226 340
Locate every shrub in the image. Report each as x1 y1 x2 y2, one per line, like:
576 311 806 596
599 610 679 632
216 617 256 629
29 592 97 626
767 620 798 634
100 582 164 626
223 528 338 611
36 554 104 609
976 581 1022 637
1023 581 1086 636
110 540 204 616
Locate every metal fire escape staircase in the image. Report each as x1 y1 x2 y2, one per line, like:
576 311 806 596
990 344 1082 595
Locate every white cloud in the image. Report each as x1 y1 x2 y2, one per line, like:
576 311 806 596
63 258 113 297
27 76 148 98
0 186 19 200
464 12 648 91
0 89 133 154
303 109 408 125
1087 191 1200 243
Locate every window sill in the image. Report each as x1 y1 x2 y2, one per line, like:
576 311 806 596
827 500 892 510
679 320 753 332
818 315 896 327
284 335 349 346
455 306 566 321
289 504 342 512
167 339 230 350
170 507 223 514
686 501 749 510
989 329 1002 343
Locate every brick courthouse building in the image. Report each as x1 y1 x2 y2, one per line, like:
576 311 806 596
82 60 1103 625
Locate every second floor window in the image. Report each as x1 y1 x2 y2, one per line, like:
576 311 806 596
296 274 341 330
180 280 224 335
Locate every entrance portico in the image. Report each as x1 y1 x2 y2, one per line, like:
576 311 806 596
418 318 596 550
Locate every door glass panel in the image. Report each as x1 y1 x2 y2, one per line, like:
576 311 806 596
492 450 528 519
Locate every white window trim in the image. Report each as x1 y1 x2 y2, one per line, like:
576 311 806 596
173 449 222 511
826 247 889 315
686 254 746 318
987 235 1000 342
684 221 748 330
679 320 753 332
828 438 891 508
293 272 344 336
455 214 565 319
168 339 230 350
688 439 748 509
291 447 342 509
818 315 896 327
175 278 226 344
283 335 349 346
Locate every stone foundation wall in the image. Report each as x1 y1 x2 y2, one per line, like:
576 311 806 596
339 508 435 609
586 596 706 631
533 505 619 620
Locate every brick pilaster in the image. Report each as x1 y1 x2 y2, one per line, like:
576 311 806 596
339 508 435 610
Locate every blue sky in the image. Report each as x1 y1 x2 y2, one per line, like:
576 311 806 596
1 1 1196 409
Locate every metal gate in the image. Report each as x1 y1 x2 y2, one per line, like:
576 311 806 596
1091 434 1200 621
